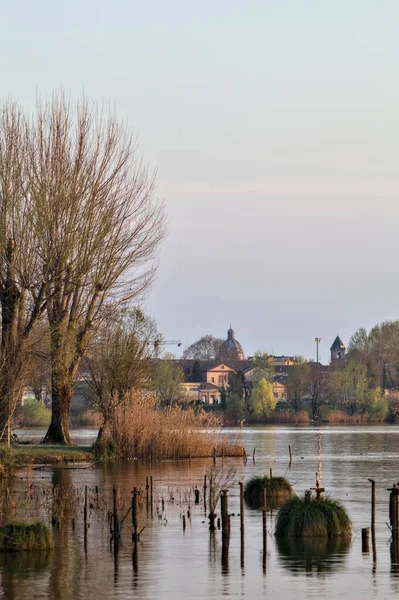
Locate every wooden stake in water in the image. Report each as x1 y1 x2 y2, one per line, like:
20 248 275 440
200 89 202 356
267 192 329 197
368 478 377 566
362 527 370 553
221 490 230 536
289 444 293 466
132 487 138 542
150 476 153 515
262 486 267 574
84 485 88 551
239 482 244 533
203 475 207 512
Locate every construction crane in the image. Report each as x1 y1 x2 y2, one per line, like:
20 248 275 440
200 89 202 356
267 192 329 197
153 339 182 351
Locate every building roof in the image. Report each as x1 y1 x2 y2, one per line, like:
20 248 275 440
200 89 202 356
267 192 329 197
217 327 245 361
330 336 345 350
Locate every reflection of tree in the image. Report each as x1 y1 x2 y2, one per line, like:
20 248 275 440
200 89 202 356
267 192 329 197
276 536 351 575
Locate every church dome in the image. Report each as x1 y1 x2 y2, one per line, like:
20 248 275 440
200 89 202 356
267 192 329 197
217 327 245 362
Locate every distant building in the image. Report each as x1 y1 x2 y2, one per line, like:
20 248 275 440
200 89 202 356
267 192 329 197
217 327 245 362
181 326 290 405
330 336 346 368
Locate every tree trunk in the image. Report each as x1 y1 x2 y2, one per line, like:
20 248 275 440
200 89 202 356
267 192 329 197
42 377 73 444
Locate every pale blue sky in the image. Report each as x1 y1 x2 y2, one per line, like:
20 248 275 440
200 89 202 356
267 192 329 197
2 1 399 361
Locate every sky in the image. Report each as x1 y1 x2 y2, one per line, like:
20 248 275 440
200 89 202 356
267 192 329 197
1 1 399 363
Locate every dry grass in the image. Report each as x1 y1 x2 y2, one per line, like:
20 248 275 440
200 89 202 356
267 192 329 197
327 410 386 424
265 410 310 424
102 392 242 459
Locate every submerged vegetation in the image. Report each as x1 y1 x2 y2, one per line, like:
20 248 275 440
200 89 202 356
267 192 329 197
244 476 293 509
275 495 352 538
0 521 53 551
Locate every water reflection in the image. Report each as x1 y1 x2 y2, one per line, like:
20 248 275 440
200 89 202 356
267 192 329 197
276 536 351 575
5 425 399 599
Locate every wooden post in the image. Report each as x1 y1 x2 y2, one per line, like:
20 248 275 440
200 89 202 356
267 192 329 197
289 444 292 466
269 468 272 479
132 487 138 541
146 476 149 514
195 488 200 504
239 481 244 533
368 478 376 530
84 485 88 551
203 475 207 512
221 490 230 536
213 447 216 465
150 475 153 516
84 485 88 533
262 486 267 574
95 485 99 509
253 448 256 462
362 527 370 553
368 479 376 566
239 482 245 571
182 514 186 531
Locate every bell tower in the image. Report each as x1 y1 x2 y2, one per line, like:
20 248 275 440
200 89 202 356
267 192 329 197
330 336 346 367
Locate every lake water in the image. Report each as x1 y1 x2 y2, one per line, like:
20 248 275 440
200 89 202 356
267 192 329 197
3 425 399 600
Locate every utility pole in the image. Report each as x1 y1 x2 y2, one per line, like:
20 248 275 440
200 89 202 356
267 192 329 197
314 338 321 419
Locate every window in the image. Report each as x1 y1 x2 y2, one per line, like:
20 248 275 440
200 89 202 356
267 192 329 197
211 377 215 383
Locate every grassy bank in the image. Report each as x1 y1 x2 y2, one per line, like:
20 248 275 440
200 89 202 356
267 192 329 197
13 445 94 466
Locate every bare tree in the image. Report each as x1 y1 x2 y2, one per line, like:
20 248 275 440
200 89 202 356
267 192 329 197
182 335 224 360
85 307 157 442
22 94 166 443
0 104 53 441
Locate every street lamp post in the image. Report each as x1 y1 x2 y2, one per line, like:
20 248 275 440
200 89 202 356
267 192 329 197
314 338 321 364
314 338 321 420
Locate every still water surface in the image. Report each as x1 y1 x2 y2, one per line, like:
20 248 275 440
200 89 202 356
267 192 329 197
3 425 399 600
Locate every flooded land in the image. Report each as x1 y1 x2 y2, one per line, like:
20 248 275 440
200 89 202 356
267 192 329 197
2 425 399 599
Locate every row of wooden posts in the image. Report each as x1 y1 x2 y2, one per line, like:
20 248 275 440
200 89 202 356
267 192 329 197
81 474 399 573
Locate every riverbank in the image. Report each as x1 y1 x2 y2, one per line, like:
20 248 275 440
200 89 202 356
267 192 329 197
14 445 94 466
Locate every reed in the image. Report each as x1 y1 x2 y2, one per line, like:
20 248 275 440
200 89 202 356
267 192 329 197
98 392 242 459
264 410 309 425
244 476 293 508
0 521 53 551
275 495 351 538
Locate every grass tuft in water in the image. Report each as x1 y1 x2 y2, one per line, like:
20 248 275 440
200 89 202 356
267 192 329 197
0 521 53 551
275 494 351 538
244 476 293 508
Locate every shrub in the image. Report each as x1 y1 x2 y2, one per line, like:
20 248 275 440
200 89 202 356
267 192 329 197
244 476 293 508
275 494 351 538
362 388 389 420
0 521 53 551
16 399 51 427
92 437 118 461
